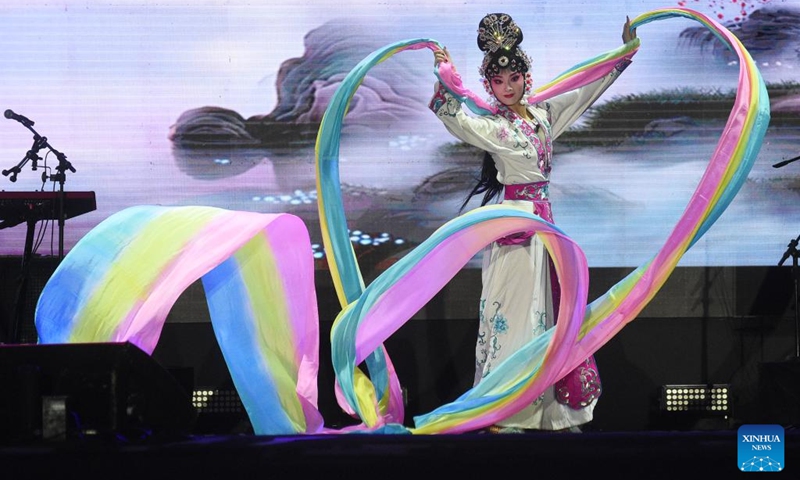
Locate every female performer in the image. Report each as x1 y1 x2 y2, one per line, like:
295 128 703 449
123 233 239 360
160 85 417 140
430 13 637 433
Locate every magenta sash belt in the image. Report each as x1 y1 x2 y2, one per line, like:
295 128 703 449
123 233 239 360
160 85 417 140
497 181 552 245
503 181 550 203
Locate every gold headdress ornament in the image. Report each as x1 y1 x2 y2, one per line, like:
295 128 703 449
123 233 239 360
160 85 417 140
477 13 521 54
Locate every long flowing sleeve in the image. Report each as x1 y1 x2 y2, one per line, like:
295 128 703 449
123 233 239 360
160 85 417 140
546 58 632 139
428 84 504 154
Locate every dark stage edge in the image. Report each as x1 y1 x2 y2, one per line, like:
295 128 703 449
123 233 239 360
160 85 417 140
4 430 799 478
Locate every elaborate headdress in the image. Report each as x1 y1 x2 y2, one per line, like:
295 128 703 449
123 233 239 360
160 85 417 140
477 13 532 79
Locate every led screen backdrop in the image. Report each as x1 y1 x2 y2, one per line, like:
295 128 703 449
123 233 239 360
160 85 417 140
0 0 797 269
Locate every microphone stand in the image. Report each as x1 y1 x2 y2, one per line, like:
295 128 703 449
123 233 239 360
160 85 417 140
774 158 800 359
2 113 76 344
778 234 800 360
773 154 800 169
2 117 76 259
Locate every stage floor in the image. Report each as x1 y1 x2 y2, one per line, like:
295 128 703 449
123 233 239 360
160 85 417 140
3 429 798 479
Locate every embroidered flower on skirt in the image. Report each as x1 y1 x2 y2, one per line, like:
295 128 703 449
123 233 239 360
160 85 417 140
555 357 602 409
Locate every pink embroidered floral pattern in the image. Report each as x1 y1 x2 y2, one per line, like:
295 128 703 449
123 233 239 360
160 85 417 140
555 357 603 409
496 126 510 142
504 181 549 202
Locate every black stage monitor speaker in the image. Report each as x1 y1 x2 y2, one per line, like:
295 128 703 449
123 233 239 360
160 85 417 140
0 342 197 442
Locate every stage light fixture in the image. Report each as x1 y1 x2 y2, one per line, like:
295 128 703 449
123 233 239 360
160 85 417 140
192 389 244 414
660 384 730 415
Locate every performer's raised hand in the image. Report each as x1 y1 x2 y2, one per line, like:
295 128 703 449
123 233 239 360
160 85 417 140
433 46 455 71
623 16 637 43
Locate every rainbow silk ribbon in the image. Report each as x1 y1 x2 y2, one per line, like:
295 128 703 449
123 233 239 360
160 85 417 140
35 8 769 435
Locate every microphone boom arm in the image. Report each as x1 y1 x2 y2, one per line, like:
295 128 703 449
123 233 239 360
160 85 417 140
2 111 77 184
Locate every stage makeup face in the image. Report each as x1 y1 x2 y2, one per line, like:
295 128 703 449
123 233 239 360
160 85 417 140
489 69 526 107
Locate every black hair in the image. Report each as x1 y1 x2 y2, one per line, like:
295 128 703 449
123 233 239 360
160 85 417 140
459 151 503 213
